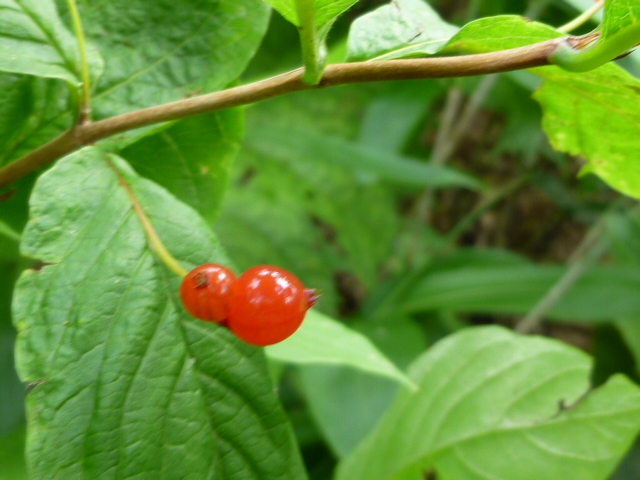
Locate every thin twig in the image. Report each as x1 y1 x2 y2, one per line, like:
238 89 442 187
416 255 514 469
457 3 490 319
406 74 499 266
515 218 609 334
558 1 604 34
0 38 565 190
431 87 465 166
105 158 189 278
437 74 499 164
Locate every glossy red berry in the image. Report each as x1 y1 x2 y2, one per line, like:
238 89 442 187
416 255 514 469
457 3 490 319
227 265 317 346
180 264 236 323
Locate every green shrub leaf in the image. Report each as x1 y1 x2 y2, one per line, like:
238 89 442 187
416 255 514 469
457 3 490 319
68 0 269 129
347 0 459 61
266 310 414 388
0 0 103 87
396 249 640 322
13 147 306 480
444 15 640 199
121 110 243 224
296 318 426 457
337 326 640 480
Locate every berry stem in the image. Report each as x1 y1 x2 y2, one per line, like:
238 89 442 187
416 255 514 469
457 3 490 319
106 158 189 278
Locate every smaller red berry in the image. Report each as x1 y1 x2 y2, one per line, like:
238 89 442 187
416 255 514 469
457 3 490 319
227 265 317 346
180 264 236 323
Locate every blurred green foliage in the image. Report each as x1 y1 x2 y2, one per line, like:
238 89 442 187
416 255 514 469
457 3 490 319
4 0 640 478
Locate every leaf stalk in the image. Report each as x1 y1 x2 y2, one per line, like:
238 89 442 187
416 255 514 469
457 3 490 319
66 0 92 123
294 0 325 85
106 158 189 278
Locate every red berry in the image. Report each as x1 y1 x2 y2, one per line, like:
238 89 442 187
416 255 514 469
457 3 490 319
227 265 316 346
180 264 236 323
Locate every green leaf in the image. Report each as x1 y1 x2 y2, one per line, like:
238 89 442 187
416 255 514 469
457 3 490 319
347 0 459 61
0 261 24 435
248 124 482 190
121 110 243 223
0 74 34 156
13 147 306 480
536 65 640 198
551 0 640 72
69 0 269 122
616 319 640 376
602 0 640 38
265 0 359 28
296 318 426 457
397 254 640 322
337 326 640 480
0 77 72 245
264 0 358 84
0 0 103 86
0 219 20 244
609 438 640 480
443 15 562 53
444 15 640 199
0 77 72 165
0 428 27 480
266 309 414 388
299 365 401 457
605 211 640 266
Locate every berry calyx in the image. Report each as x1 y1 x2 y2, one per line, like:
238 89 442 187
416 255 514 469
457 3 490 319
227 265 315 346
180 264 236 323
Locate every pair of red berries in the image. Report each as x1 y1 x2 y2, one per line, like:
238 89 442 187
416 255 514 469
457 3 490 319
180 264 318 346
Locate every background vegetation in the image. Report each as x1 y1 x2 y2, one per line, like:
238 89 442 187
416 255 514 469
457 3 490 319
3 0 640 478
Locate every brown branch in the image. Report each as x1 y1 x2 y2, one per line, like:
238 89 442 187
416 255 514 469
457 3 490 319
0 38 563 189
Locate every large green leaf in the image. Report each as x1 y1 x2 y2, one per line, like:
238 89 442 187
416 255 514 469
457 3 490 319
0 0 103 86
337 326 640 480
266 310 414 388
70 0 269 121
444 16 640 199
346 0 459 61
121 110 243 223
13 147 306 480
